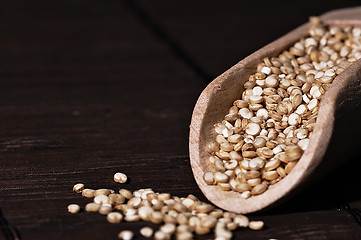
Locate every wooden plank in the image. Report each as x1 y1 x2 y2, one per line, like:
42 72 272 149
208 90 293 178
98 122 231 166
136 0 361 77
0 0 205 239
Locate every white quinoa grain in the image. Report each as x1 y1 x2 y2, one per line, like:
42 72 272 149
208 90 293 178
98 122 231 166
118 230 134 240
140 227 154 238
67 204 81 213
107 212 123 223
114 172 128 183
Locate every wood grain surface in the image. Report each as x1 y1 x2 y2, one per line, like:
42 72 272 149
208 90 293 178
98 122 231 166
0 0 361 239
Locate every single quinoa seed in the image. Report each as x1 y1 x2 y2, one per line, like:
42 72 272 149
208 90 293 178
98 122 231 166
140 226 154 238
249 221 265 230
118 230 134 240
73 183 84 193
67 204 81 213
106 212 123 223
85 202 100 212
114 172 128 183
205 18 361 197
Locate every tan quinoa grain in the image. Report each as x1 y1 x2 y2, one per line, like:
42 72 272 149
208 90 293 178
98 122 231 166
140 227 154 238
249 221 264 230
85 202 100 212
82 188 96 198
107 212 123 223
73 183 85 193
118 230 134 240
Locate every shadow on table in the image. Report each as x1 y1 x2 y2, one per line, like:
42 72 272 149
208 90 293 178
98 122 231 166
264 80 361 216
264 151 361 215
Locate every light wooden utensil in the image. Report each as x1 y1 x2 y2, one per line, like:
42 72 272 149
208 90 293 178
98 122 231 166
189 7 361 214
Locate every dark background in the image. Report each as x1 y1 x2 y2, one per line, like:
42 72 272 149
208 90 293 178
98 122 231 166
1 0 361 239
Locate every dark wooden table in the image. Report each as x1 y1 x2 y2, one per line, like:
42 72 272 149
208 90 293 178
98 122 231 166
1 0 361 239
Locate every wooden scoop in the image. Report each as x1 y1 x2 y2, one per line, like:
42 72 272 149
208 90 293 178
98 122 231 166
189 7 361 214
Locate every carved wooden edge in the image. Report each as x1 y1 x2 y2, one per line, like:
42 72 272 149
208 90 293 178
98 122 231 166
189 7 361 213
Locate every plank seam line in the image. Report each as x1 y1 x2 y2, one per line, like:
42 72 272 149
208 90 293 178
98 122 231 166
0 209 21 240
341 203 361 227
120 0 214 83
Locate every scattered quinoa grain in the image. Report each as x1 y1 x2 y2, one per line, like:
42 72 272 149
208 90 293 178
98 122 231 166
94 194 109 205
82 189 95 198
140 226 154 238
114 172 128 183
119 189 133 199
107 212 123 223
85 202 100 212
249 221 264 230
67 204 80 213
118 230 134 240
99 205 113 215
176 231 193 240
94 189 112 196
70 173 268 239
73 183 84 193
154 230 170 240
